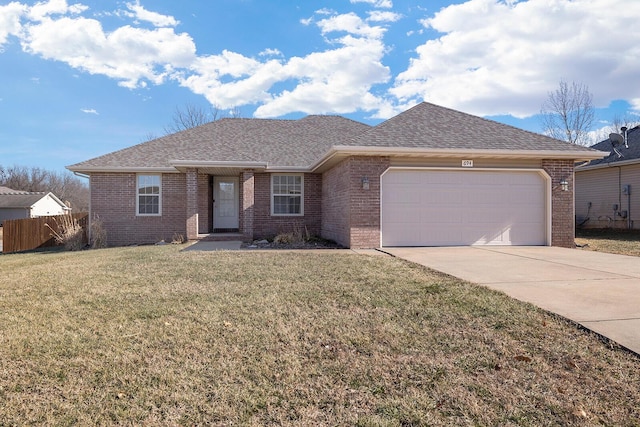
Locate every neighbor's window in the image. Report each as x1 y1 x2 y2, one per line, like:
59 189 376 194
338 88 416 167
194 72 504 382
137 174 161 216
271 174 303 215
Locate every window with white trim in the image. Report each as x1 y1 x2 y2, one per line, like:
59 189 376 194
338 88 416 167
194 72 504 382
137 174 161 216
271 174 303 215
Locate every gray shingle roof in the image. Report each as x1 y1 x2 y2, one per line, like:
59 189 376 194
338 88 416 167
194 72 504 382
0 186 18 194
68 115 370 170
0 193 47 209
346 102 598 152
68 102 602 173
582 125 640 167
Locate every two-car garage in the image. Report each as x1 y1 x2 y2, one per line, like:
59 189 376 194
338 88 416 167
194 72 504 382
381 168 549 247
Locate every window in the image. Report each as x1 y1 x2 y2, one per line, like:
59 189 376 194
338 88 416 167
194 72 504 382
137 174 161 215
271 174 303 215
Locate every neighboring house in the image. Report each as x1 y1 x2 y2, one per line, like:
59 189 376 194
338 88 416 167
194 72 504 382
67 102 604 249
0 187 71 226
575 125 640 229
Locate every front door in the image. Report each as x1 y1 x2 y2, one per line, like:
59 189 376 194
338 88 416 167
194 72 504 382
213 177 239 230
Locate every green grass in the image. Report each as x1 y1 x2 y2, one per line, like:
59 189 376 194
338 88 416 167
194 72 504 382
576 228 640 256
1 245 639 425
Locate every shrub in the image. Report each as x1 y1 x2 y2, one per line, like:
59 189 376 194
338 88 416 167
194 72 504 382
46 215 85 251
90 215 107 249
273 225 310 244
171 233 186 244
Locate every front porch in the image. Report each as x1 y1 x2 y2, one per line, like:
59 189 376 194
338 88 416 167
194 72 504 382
183 167 256 242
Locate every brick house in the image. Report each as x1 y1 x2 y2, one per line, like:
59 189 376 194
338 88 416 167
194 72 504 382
67 102 605 248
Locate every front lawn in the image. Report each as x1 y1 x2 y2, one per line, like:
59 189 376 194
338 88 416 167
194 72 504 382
0 246 639 425
576 228 640 257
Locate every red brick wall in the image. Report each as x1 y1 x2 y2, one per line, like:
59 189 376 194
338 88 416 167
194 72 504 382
348 157 390 248
251 172 322 239
90 172 187 246
241 171 254 239
321 158 352 247
543 159 575 248
198 173 211 233
321 156 390 248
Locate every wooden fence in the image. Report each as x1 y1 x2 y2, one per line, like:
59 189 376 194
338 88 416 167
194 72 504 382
2 213 88 253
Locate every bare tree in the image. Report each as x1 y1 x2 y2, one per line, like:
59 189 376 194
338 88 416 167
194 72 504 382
593 113 640 144
540 80 595 146
162 103 244 135
163 103 222 134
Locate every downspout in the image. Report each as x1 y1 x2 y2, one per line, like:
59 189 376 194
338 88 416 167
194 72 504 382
618 166 622 227
72 171 91 242
628 186 632 230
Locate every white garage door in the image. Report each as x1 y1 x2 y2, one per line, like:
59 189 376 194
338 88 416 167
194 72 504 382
381 169 547 246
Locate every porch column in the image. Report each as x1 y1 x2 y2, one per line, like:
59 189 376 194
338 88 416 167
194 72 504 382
242 170 255 240
186 168 199 240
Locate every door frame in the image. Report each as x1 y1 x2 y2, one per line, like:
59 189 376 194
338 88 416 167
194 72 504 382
213 176 240 231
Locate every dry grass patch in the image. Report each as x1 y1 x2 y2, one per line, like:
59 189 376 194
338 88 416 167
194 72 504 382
0 246 639 425
576 228 640 257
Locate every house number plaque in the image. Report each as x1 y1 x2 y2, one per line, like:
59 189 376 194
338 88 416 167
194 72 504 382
461 160 473 167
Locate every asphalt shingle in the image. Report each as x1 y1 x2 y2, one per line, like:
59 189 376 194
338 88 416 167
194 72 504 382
68 102 601 172
582 125 640 166
346 102 597 152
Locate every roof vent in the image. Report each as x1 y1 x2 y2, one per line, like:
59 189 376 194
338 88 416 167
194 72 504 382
621 127 629 148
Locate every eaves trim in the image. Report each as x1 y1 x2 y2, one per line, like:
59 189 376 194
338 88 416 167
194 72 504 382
311 146 607 171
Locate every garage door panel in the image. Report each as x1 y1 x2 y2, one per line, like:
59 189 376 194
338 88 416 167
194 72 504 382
421 208 463 224
382 169 547 246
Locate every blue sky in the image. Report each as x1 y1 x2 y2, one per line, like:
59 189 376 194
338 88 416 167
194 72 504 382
1 0 639 173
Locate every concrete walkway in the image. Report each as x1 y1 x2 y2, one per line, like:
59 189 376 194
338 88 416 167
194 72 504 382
383 246 640 355
182 241 243 251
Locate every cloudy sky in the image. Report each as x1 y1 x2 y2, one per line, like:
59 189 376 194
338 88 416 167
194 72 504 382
1 0 639 173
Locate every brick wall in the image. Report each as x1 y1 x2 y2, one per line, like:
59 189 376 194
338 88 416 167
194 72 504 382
321 156 390 248
321 158 351 247
252 172 322 239
348 157 390 248
90 172 187 246
198 173 211 233
241 170 254 239
542 159 575 248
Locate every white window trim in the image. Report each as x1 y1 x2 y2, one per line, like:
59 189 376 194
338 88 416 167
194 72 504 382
271 173 304 216
136 174 162 216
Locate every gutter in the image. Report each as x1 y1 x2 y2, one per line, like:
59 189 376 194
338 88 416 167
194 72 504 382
311 146 608 172
575 157 640 171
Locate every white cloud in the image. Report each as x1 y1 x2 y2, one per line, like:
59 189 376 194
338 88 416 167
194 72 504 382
316 12 385 39
4 2 394 118
81 108 98 114
0 2 26 46
259 48 283 57
350 0 393 8
177 9 392 117
392 0 640 118
21 15 196 88
28 0 86 21
367 10 402 23
124 1 179 27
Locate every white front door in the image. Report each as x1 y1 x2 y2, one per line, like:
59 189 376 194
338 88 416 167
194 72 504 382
213 177 239 230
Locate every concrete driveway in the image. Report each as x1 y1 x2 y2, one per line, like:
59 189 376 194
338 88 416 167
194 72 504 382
384 246 640 355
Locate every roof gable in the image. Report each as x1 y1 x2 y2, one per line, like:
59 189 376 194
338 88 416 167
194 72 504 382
346 102 598 153
0 192 48 209
0 191 69 210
